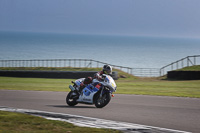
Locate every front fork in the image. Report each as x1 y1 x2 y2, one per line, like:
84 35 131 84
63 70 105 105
99 87 113 98
99 87 104 98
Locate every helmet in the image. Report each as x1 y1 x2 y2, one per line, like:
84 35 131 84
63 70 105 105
103 65 112 75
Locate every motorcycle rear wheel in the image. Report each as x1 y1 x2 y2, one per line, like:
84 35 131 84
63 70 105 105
95 92 111 108
66 91 78 106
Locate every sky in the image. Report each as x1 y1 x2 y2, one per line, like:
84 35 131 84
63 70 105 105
0 0 200 38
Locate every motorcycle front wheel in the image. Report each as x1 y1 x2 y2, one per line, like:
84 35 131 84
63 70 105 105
66 91 78 106
95 92 111 108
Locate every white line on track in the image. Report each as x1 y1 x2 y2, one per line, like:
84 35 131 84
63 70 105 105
0 106 191 133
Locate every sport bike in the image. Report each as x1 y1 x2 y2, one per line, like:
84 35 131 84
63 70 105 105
66 74 117 108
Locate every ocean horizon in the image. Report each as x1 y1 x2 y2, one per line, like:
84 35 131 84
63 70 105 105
0 31 200 69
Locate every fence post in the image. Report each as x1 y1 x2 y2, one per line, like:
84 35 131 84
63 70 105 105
171 63 173 70
74 59 76 67
181 59 184 68
64 59 66 67
58 59 60 67
163 68 165 76
10 60 12 67
176 61 178 69
85 59 87 67
160 69 162 76
69 59 71 67
97 61 99 68
90 60 92 68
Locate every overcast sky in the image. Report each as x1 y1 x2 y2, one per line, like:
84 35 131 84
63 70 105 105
0 0 200 38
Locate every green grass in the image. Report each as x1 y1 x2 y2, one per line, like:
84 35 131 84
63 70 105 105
0 111 121 133
116 78 200 97
0 76 71 92
175 65 200 71
1 76 200 98
0 67 200 98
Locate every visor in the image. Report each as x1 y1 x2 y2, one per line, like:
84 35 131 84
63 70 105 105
104 70 111 74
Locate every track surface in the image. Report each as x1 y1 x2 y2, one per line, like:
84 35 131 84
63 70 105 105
0 90 199 133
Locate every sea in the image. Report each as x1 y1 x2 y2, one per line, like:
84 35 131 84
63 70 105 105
0 31 200 68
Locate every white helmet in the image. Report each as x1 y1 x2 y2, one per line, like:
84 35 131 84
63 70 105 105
103 65 112 75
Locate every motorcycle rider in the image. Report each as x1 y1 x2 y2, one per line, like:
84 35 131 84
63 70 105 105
79 65 112 91
94 64 112 81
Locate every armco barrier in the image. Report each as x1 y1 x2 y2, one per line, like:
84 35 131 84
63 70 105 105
167 71 200 80
0 70 118 80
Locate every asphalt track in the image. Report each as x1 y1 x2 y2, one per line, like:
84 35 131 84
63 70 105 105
0 90 200 133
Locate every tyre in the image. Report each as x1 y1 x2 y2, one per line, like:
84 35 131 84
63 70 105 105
66 91 78 106
95 92 111 108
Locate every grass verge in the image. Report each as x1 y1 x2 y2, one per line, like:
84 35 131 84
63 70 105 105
0 111 121 133
117 78 200 98
175 65 200 71
0 76 200 98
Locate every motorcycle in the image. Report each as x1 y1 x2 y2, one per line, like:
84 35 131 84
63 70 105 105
66 74 117 108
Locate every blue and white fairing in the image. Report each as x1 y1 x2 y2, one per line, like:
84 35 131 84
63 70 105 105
73 78 97 104
77 84 99 104
73 75 117 104
99 74 117 92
